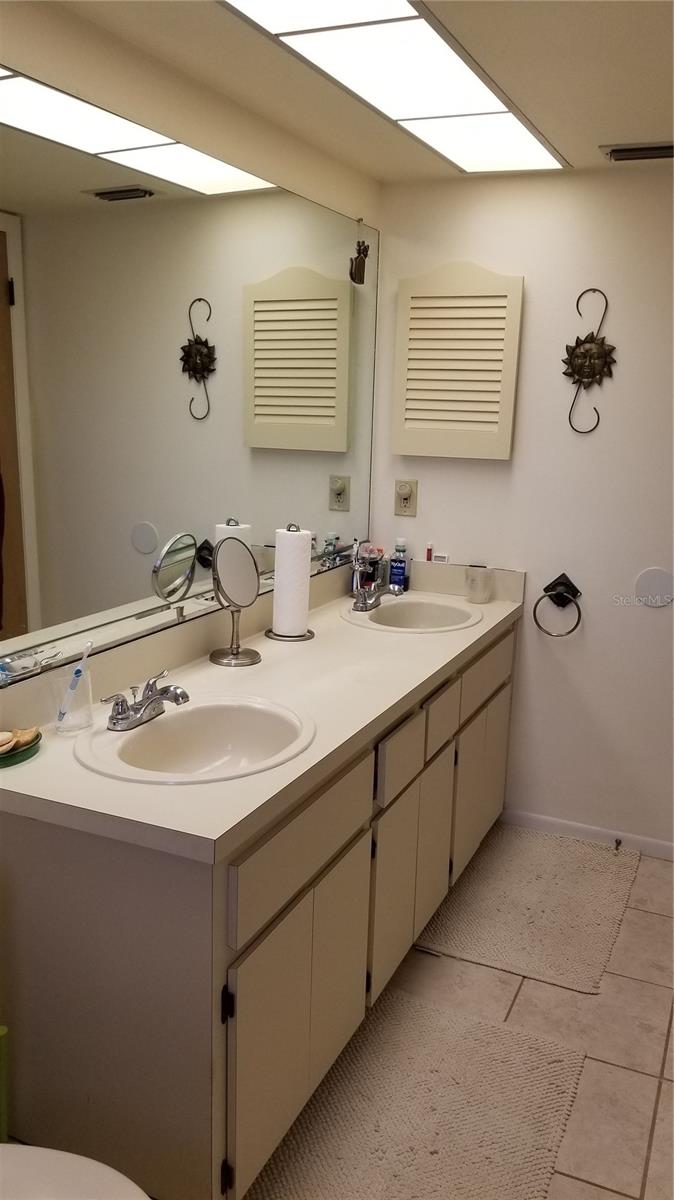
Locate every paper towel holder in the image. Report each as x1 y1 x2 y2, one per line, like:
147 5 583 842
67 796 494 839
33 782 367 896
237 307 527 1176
210 536 262 667
265 524 315 642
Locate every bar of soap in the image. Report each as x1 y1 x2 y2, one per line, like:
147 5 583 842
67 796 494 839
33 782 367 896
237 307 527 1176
13 726 39 748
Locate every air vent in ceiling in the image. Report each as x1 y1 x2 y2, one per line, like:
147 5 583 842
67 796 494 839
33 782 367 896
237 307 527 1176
600 143 673 163
89 186 155 201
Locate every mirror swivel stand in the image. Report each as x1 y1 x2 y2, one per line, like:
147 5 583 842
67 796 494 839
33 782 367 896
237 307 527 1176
209 607 262 667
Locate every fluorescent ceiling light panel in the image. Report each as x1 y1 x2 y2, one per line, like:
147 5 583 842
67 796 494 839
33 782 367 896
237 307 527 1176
101 143 274 194
401 113 562 171
282 20 504 119
226 1 415 34
0 76 171 153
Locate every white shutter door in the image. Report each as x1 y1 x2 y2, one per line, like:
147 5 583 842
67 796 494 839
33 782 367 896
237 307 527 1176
244 267 351 451
392 262 523 460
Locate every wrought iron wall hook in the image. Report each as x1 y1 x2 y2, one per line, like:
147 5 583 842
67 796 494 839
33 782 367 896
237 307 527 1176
562 287 615 434
349 241 369 285
180 297 216 421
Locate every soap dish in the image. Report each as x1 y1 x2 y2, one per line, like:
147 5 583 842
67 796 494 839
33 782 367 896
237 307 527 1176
0 732 42 768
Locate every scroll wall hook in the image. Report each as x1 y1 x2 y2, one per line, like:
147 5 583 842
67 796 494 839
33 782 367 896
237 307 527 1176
180 297 216 421
562 287 616 434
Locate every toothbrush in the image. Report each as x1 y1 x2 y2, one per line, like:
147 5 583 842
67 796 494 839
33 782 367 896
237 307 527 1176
57 641 93 724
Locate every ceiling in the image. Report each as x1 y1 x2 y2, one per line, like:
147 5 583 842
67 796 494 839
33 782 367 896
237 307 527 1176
63 0 673 181
6 0 674 198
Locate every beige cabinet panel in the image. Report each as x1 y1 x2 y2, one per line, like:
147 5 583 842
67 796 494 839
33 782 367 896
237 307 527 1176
459 630 514 724
424 677 461 760
368 780 420 1003
227 893 313 1199
414 743 455 939
376 710 425 809
452 684 512 882
228 752 373 950
310 831 371 1091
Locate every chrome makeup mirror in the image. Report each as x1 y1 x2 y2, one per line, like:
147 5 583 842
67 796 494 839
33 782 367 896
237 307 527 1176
210 537 261 667
151 533 198 606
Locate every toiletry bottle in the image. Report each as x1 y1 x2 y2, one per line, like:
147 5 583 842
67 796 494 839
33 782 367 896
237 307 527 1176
389 538 408 591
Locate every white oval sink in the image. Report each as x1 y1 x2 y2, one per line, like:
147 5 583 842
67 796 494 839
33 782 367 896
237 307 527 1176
342 592 483 633
75 697 315 785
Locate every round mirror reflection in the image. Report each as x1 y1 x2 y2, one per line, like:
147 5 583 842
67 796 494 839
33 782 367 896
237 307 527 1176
151 533 197 603
213 537 260 610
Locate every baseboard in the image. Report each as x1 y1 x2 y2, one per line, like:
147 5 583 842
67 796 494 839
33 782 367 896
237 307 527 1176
502 807 674 861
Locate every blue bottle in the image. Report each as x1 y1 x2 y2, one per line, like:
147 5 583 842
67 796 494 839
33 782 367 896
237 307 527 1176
389 538 408 590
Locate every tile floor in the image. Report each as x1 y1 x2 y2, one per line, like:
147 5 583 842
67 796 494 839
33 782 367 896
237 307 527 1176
389 853 674 1200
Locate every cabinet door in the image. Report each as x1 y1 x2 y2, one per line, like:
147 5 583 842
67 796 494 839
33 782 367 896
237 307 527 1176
226 893 313 1199
368 780 420 1004
414 742 455 939
452 684 512 883
310 831 371 1090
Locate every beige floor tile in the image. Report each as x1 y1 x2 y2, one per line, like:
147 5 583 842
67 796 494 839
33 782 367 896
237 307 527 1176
608 909 674 988
509 972 671 1075
549 1175 633 1198
556 1058 658 1196
664 1025 673 1080
388 949 521 1021
630 857 674 918
645 1081 674 1200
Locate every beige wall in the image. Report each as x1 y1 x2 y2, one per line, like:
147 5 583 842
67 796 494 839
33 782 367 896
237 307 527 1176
372 164 673 849
0 0 380 223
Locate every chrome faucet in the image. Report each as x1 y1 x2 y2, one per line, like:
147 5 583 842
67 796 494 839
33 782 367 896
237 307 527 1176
351 567 404 613
102 669 190 731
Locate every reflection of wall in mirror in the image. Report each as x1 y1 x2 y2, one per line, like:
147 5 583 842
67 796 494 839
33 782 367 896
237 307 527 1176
21 191 377 627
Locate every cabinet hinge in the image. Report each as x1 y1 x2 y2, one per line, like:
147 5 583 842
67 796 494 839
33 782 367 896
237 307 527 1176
220 1159 234 1194
8 277 15 307
221 986 235 1023
454 746 459 766
370 837 377 860
366 969 372 993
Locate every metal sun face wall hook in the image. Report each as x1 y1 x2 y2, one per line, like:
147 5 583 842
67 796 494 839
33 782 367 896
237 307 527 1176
180 297 216 421
562 288 616 434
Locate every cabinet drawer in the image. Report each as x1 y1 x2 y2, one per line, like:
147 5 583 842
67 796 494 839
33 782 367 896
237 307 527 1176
228 753 373 950
376 710 425 809
424 677 461 761
459 631 514 724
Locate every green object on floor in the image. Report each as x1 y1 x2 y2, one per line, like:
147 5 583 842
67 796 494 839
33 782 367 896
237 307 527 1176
0 1026 8 1143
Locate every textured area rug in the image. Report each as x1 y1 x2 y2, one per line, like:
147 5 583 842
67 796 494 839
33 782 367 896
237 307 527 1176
418 823 639 993
248 989 583 1200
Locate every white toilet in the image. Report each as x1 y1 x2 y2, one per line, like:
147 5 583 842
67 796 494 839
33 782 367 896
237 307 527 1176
0 1144 149 1199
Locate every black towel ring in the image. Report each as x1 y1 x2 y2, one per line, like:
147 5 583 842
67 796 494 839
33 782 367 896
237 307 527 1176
533 573 582 637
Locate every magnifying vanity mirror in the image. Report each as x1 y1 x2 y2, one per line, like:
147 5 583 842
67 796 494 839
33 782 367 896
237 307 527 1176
209 537 262 667
0 90 378 682
151 533 198 615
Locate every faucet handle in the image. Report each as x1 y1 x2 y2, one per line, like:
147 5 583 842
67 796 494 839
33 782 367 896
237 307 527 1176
142 669 168 700
101 693 130 719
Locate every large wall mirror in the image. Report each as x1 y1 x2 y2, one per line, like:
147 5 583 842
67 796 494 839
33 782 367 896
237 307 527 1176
0 106 378 681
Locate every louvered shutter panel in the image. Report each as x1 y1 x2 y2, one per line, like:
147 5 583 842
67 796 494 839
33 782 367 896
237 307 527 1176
392 262 523 460
244 268 352 452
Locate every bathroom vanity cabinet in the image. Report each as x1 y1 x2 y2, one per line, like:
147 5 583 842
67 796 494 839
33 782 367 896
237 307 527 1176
0 619 517 1200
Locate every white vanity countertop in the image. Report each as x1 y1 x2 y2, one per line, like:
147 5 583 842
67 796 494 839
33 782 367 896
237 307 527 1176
0 593 521 863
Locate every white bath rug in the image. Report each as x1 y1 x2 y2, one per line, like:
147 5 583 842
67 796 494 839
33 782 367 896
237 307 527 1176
418 823 639 993
248 988 583 1200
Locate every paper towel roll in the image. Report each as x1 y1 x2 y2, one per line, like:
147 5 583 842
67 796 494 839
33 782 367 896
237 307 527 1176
272 526 312 637
214 521 252 548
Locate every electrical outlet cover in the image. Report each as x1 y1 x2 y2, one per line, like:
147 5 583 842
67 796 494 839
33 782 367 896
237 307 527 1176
394 479 418 517
329 474 351 512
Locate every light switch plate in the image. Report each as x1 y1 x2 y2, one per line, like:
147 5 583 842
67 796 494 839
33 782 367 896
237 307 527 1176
394 479 418 517
329 474 351 512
